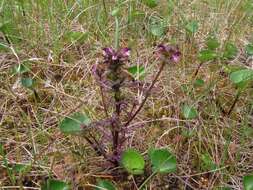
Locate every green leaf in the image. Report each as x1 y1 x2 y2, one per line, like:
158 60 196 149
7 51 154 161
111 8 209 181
143 0 159 8
59 112 90 135
150 20 166 37
194 78 205 87
96 180 116 190
149 149 177 174
41 179 70 190
111 8 120 17
245 44 253 56
223 42 238 60
198 49 217 62
182 104 198 119
229 69 253 84
120 149 145 175
128 65 145 80
200 153 217 171
243 175 253 190
21 77 35 89
185 20 199 34
64 31 88 44
206 37 220 50
12 164 28 173
13 62 31 75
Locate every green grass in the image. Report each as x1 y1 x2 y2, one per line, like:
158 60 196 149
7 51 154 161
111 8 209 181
0 0 253 189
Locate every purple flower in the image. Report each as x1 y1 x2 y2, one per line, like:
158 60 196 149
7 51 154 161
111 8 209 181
103 47 130 63
157 44 181 63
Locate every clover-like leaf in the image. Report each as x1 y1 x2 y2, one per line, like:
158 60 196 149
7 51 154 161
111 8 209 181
96 180 117 190
149 148 177 174
128 65 145 80
182 104 198 119
229 69 253 85
194 78 205 87
243 175 253 190
185 20 199 34
120 149 145 175
41 179 70 190
59 112 90 135
223 42 238 59
143 0 159 8
198 49 217 62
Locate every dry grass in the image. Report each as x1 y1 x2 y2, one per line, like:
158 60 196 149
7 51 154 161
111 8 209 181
0 0 253 189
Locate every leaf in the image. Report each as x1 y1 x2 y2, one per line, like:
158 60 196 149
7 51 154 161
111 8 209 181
41 179 70 190
206 37 220 50
194 78 205 87
223 42 238 59
229 69 253 84
21 77 35 89
12 164 28 173
64 31 88 44
182 104 198 119
198 49 217 62
245 44 253 56
150 21 166 37
243 175 253 190
13 62 31 75
96 180 116 190
59 112 90 135
200 153 217 171
143 0 159 8
149 149 177 174
185 20 199 34
128 65 145 80
111 8 120 17
120 149 145 175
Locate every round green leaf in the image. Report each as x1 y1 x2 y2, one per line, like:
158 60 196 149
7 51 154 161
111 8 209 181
21 77 35 89
182 104 198 119
223 42 238 59
143 0 159 8
96 180 116 190
41 179 70 190
120 149 145 175
149 149 177 174
229 69 253 84
243 175 253 190
206 37 220 50
194 78 205 87
198 49 217 62
246 44 253 56
59 112 90 135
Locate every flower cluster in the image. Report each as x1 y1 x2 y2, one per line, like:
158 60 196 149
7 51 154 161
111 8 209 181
103 47 130 65
157 44 181 63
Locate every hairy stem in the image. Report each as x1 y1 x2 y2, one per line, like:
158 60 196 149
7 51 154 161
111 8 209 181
125 61 166 127
100 86 109 117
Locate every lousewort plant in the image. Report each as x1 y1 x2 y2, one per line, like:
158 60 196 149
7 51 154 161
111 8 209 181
59 44 181 166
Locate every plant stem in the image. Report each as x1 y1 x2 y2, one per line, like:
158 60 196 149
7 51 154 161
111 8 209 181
114 16 119 49
99 86 109 117
138 172 157 190
125 61 166 127
227 90 241 116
